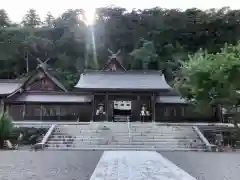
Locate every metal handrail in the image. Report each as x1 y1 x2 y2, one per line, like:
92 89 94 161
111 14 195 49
192 126 216 151
35 124 56 149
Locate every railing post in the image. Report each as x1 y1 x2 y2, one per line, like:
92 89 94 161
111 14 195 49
128 120 131 140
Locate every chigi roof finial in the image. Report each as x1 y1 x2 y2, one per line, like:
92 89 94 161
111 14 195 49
36 58 50 69
108 48 121 59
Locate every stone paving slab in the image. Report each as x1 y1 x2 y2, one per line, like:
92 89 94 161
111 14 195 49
0 151 103 180
161 151 240 180
89 151 197 180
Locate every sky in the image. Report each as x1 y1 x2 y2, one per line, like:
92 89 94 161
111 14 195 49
2 0 240 23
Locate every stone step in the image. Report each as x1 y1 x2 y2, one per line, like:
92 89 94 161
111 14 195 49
45 147 206 152
115 135 199 139
45 146 206 151
109 142 204 146
51 133 198 137
52 131 197 134
48 137 199 142
55 128 193 133
132 126 193 129
47 142 204 148
131 127 193 130
53 130 129 134
47 139 202 145
49 137 105 141
46 144 205 149
54 130 195 134
52 131 197 135
49 135 200 141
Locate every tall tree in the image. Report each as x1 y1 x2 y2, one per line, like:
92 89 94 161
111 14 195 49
0 9 10 27
44 12 55 27
174 43 240 108
130 40 159 70
22 9 42 27
2 6 240 88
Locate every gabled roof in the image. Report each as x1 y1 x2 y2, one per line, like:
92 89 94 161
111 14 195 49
3 66 67 98
101 58 126 71
24 66 67 92
42 67 67 92
0 80 24 96
75 70 172 91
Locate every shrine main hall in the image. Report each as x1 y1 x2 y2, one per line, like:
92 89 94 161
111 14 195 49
0 53 220 122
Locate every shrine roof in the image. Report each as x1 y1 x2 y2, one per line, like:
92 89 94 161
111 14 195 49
33 66 67 92
0 80 24 96
75 70 172 91
7 92 92 103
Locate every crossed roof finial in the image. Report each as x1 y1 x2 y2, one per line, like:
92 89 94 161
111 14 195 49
108 48 121 59
36 58 50 69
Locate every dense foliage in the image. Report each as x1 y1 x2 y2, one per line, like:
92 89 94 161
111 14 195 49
175 42 240 109
1 7 240 88
9 127 47 146
0 112 13 148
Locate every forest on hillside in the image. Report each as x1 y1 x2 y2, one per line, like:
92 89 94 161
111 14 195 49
1 6 240 88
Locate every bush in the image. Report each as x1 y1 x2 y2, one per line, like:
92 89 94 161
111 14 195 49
8 127 48 145
0 112 13 148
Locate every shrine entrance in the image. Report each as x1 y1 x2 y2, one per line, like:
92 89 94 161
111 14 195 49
93 93 154 122
113 100 132 122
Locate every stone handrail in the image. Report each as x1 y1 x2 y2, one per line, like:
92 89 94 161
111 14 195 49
14 121 90 125
35 124 56 149
192 126 216 152
156 122 239 127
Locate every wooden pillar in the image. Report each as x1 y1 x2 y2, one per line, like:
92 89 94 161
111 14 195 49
137 95 140 122
91 94 95 122
40 104 43 121
106 94 108 121
0 98 3 112
23 104 26 120
151 93 156 122
57 106 60 122
5 104 9 113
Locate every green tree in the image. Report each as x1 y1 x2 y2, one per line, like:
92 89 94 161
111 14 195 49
130 40 159 69
174 43 240 110
2 7 240 88
0 112 13 148
22 9 42 27
44 12 55 27
0 9 10 27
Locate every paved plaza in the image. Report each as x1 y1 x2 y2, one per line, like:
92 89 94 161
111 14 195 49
0 151 102 180
161 151 240 180
0 150 240 180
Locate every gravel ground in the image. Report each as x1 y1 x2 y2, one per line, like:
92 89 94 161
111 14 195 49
161 151 240 180
0 150 103 180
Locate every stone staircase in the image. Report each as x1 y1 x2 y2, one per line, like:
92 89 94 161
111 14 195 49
45 122 207 151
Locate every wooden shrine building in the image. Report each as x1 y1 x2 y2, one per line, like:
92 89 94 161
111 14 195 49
0 51 220 122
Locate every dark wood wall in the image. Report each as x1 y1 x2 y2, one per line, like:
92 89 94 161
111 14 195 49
5 92 220 123
7 103 92 121
25 75 62 92
155 104 219 122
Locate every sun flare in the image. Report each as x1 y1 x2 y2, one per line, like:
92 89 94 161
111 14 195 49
84 8 96 25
